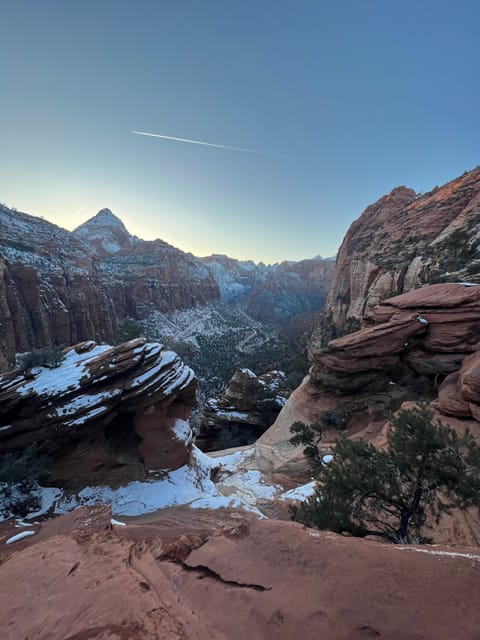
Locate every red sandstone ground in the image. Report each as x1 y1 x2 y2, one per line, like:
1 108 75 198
1 506 480 640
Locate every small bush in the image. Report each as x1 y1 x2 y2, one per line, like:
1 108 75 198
289 420 326 467
290 404 480 544
19 345 65 370
321 410 348 430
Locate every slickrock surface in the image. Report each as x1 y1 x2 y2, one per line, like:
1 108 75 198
0 339 196 475
1 506 480 640
196 368 288 450
325 166 480 333
0 205 219 369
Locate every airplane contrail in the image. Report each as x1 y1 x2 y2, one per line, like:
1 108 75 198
132 130 262 154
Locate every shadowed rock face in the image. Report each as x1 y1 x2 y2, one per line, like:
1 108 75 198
325 167 480 335
1 507 480 640
0 339 196 480
196 368 288 451
0 205 220 370
434 351 480 422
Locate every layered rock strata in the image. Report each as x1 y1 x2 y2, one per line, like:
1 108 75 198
0 206 220 369
259 283 480 464
0 339 196 478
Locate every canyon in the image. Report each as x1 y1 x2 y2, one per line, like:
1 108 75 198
0 205 333 389
2 166 480 639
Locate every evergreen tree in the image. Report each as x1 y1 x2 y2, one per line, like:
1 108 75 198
290 404 480 543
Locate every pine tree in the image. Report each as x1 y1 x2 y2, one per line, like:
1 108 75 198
290 404 480 543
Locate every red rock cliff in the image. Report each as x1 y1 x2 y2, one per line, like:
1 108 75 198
326 166 480 333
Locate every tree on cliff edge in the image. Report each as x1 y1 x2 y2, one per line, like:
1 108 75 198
290 404 480 543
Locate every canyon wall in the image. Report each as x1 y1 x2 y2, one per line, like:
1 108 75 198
326 167 480 334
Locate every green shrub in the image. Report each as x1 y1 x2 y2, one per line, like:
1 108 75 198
337 316 361 337
19 345 65 370
289 404 480 544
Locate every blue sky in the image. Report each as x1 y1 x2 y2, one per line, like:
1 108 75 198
1 1 478 262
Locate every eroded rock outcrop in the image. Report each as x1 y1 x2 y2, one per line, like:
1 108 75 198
196 368 288 450
434 351 480 423
1 507 480 640
259 283 480 464
0 339 196 480
324 166 480 336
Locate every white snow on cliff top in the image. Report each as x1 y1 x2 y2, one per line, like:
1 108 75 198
16 345 112 397
13 342 185 400
7 446 262 520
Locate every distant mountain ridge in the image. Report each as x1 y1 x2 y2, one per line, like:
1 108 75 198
199 253 334 323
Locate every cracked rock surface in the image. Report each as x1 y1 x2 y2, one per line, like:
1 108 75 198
1 506 480 639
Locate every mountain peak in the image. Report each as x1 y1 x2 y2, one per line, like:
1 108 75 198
73 209 134 256
86 208 126 227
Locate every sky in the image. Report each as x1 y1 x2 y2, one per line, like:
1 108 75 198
0 0 479 263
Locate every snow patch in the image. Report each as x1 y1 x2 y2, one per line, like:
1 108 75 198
6 530 36 544
190 496 266 518
279 480 317 502
173 419 193 445
240 368 257 379
111 518 126 526
395 546 480 561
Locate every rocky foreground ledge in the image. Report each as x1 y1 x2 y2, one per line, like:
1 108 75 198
0 505 479 640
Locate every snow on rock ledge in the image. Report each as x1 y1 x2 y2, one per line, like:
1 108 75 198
0 338 196 473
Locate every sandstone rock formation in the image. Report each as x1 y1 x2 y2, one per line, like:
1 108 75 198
323 166 480 336
0 339 196 481
259 283 480 465
0 205 220 370
434 350 480 422
196 368 288 450
1 506 480 640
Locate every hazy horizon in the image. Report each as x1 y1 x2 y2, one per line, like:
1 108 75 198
1 1 478 261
